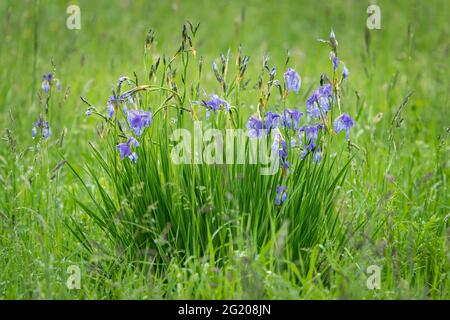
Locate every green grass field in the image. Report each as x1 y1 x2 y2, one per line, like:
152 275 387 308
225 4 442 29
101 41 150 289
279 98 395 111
0 0 449 299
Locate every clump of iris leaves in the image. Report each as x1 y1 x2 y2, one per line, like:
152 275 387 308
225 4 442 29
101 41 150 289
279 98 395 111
40 23 358 277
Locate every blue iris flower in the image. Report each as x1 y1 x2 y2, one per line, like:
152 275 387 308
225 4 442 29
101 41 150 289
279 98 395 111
282 109 303 129
334 113 354 140
275 185 288 205
202 94 230 119
117 137 139 162
284 68 301 93
127 109 152 137
306 83 332 119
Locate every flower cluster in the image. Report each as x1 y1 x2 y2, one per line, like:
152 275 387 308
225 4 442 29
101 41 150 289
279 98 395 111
32 71 62 140
84 76 153 163
116 102 152 162
113 105 152 162
246 31 355 206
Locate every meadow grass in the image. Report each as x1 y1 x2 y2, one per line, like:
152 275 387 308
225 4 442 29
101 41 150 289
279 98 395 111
0 0 448 299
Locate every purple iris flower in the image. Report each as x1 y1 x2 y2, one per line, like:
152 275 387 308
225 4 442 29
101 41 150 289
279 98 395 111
306 83 332 119
275 185 288 205
32 115 51 140
342 65 349 80
42 122 51 139
41 73 52 93
282 109 303 129
117 137 139 162
313 148 322 163
107 95 126 119
304 124 320 149
127 109 152 137
334 113 354 140
284 68 301 93
270 132 289 175
264 112 281 133
282 160 290 173
319 83 332 97
202 94 230 119
107 96 116 118
247 115 263 138
279 139 288 160
299 123 323 159
332 55 339 71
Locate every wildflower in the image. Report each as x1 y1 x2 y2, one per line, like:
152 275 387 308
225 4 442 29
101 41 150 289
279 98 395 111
279 139 288 160
313 148 322 163
321 81 332 95
41 72 60 93
330 52 339 71
270 131 289 176
85 108 93 116
275 185 288 206
279 139 289 176
117 137 139 162
264 111 281 133
299 123 323 159
333 56 339 71
127 109 152 137
42 122 51 139
41 73 52 93
306 83 332 119
202 94 229 119
282 109 303 129
300 149 308 160
247 114 263 138
108 94 131 119
284 68 301 93
107 96 116 118
32 115 51 140
304 123 321 148
342 65 349 80
334 113 354 140
119 92 135 115
300 124 323 163
129 136 139 147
